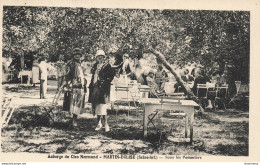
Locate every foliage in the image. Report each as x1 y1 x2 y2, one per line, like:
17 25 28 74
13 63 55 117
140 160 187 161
2 6 249 83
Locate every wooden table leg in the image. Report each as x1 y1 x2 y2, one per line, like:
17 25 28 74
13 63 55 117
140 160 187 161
185 115 188 138
190 112 194 144
143 104 148 138
143 104 154 138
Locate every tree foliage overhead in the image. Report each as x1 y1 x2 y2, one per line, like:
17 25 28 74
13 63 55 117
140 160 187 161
3 6 249 83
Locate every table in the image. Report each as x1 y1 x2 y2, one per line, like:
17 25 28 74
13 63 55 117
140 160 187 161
18 70 32 84
110 83 150 102
140 98 199 143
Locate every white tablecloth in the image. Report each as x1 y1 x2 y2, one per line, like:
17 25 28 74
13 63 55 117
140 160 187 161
18 70 32 78
164 82 176 95
18 70 32 84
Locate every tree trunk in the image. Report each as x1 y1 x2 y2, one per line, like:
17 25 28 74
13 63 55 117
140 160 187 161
150 48 204 112
20 52 25 70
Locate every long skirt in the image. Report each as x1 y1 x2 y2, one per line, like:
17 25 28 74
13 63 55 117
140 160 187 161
70 88 85 115
63 91 71 111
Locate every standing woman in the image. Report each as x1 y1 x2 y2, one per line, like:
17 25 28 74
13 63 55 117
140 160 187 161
65 48 87 127
88 50 114 132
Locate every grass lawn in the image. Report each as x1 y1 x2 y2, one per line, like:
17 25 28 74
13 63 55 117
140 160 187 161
1 84 248 155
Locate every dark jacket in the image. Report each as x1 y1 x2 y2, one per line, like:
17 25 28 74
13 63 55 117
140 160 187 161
174 75 194 93
181 75 194 83
88 62 114 105
192 75 210 97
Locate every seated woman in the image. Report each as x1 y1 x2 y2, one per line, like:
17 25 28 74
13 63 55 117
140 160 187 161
146 70 161 98
219 69 228 85
120 54 135 79
155 65 165 91
134 63 146 85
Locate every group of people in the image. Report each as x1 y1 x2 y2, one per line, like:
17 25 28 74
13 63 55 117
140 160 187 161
191 66 228 109
37 48 228 131
35 49 113 132
60 49 172 130
61 49 114 132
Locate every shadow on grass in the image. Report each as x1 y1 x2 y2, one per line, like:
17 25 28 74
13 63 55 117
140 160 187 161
2 103 249 155
209 144 248 156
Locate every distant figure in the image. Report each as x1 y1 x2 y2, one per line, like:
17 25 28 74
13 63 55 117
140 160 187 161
192 69 213 109
120 54 134 79
174 69 193 93
146 70 159 98
162 70 169 83
32 59 40 86
219 69 228 85
38 54 48 99
192 69 210 96
155 65 163 89
134 63 145 84
181 69 194 83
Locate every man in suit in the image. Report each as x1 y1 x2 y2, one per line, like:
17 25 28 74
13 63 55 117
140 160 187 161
38 53 48 99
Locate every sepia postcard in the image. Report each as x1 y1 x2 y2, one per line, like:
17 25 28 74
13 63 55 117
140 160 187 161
0 0 260 163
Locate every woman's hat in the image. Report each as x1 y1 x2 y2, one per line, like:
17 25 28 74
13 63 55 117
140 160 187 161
123 54 129 58
95 49 106 58
148 69 155 74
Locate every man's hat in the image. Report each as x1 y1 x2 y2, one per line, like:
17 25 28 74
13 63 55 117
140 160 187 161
73 48 82 55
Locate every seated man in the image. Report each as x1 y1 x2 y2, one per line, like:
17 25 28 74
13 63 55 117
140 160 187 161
181 69 194 83
192 69 210 95
174 69 194 93
192 69 213 109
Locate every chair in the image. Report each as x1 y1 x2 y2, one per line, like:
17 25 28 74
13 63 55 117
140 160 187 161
166 92 186 100
197 84 208 98
196 84 208 110
146 97 183 133
129 83 144 117
228 81 249 107
1 97 16 128
158 97 183 144
114 85 131 119
214 85 229 110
